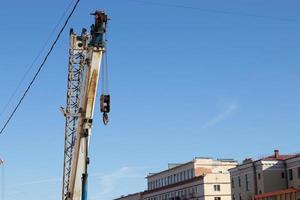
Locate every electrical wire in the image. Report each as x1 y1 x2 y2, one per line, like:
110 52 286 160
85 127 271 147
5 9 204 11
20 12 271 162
126 0 300 23
0 0 81 135
0 0 77 119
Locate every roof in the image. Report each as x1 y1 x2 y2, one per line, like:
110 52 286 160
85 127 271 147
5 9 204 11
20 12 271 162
254 188 300 199
262 154 295 161
232 150 300 168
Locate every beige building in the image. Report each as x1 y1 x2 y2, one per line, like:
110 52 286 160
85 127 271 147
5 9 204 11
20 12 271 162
115 157 237 200
229 150 300 200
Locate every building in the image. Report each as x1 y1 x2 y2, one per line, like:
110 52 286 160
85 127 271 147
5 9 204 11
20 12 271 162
115 157 237 200
229 150 300 200
285 154 300 189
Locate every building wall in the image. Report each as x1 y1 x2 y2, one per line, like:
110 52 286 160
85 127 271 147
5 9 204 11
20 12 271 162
144 173 233 200
147 158 237 192
230 162 256 200
203 173 232 200
147 162 195 191
286 157 300 189
145 158 237 200
143 177 203 200
116 157 237 200
229 160 288 200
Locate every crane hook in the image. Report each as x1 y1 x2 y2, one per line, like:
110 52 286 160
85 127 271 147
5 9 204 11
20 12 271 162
100 94 110 125
103 112 109 125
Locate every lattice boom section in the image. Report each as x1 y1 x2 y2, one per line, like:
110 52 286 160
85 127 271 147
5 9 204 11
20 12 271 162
62 30 90 200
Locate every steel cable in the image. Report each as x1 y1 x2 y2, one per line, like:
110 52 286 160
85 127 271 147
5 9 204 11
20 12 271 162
0 0 81 135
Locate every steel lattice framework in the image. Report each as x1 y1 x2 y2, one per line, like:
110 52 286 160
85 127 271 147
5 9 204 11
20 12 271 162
62 30 90 200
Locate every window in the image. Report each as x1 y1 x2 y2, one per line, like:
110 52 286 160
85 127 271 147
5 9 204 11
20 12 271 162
239 194 242 200
215 197 221 200
281 172 285 179
214 185 221 191
258 173 261 180
191 169 194 178
183 171 186 180
298 167 300 178
191 187 195 194
231 178 235 188
289 169 293 180
171 192 175 197
174 174 177 183
245 174 249 191
238 176 241 187
232 195 235 200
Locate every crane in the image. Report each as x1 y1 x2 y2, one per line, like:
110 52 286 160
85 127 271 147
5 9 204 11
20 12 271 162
61 11 110 200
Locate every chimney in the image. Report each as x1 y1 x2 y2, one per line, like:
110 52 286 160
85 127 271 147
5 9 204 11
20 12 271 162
243 158 253 164
274 150 279 158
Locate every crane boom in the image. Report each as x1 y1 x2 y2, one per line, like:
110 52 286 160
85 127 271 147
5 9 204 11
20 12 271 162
62 11 108 200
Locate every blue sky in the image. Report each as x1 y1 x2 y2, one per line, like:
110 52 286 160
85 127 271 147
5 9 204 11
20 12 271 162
0 0 300 200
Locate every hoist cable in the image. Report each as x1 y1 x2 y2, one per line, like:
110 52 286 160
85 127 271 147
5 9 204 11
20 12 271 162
101 49 109 95
105 49 110 94
0 0 81 135
101 23 110 95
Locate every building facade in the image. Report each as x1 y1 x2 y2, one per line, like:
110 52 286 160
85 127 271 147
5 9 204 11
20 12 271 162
229 150 300 200
286 155 300 189
115 157 237 200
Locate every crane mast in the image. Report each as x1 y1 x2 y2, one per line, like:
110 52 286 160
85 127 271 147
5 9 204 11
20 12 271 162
62 11 109 200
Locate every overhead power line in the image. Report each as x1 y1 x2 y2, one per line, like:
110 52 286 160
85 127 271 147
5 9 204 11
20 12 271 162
0 0 81 135
0 0 77 119
127 0 300 23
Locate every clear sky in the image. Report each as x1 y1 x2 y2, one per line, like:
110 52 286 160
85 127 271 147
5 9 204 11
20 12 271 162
0 0 299 200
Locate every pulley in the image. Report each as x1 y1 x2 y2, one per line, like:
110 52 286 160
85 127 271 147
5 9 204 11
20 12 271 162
100 94 110 125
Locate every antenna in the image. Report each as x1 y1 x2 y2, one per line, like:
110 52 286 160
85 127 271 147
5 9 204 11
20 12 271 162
0 158 5 200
